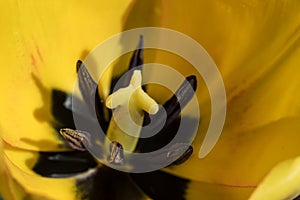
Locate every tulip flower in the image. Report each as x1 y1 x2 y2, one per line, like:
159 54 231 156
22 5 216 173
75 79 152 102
1 1 300 200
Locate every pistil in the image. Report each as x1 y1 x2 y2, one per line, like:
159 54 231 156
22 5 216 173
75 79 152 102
105 70 159 152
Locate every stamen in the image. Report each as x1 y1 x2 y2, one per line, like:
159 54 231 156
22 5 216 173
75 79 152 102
144 143 193 166
76 60 97 113
142 75 197 133
77 60 108 131
164 75 197 123
170 145 193 165
60 128 92 151
108 141 124 165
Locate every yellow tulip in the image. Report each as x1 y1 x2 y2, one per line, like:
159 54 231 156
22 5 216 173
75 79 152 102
1 0 300 200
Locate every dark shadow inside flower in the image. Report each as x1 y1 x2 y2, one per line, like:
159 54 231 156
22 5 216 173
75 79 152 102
130 170 189 200
28 151 153 199
30 151 97 178
77 166 148 200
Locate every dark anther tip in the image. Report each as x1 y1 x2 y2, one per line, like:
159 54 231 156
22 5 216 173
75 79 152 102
76 60 83 72
186 75 197 91
138 35 144 49
108 141 125 165
172 145 193 165
110 141 123 150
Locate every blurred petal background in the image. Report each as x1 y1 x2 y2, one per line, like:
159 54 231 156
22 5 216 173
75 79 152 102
1 0 300 199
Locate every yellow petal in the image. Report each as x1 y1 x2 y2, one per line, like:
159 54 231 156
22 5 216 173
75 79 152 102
159 0 300 189
186 180 254 200
0 0 134 151
164 116 300 189
250 156 300 200
160 0 300 102
0 140 13 200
